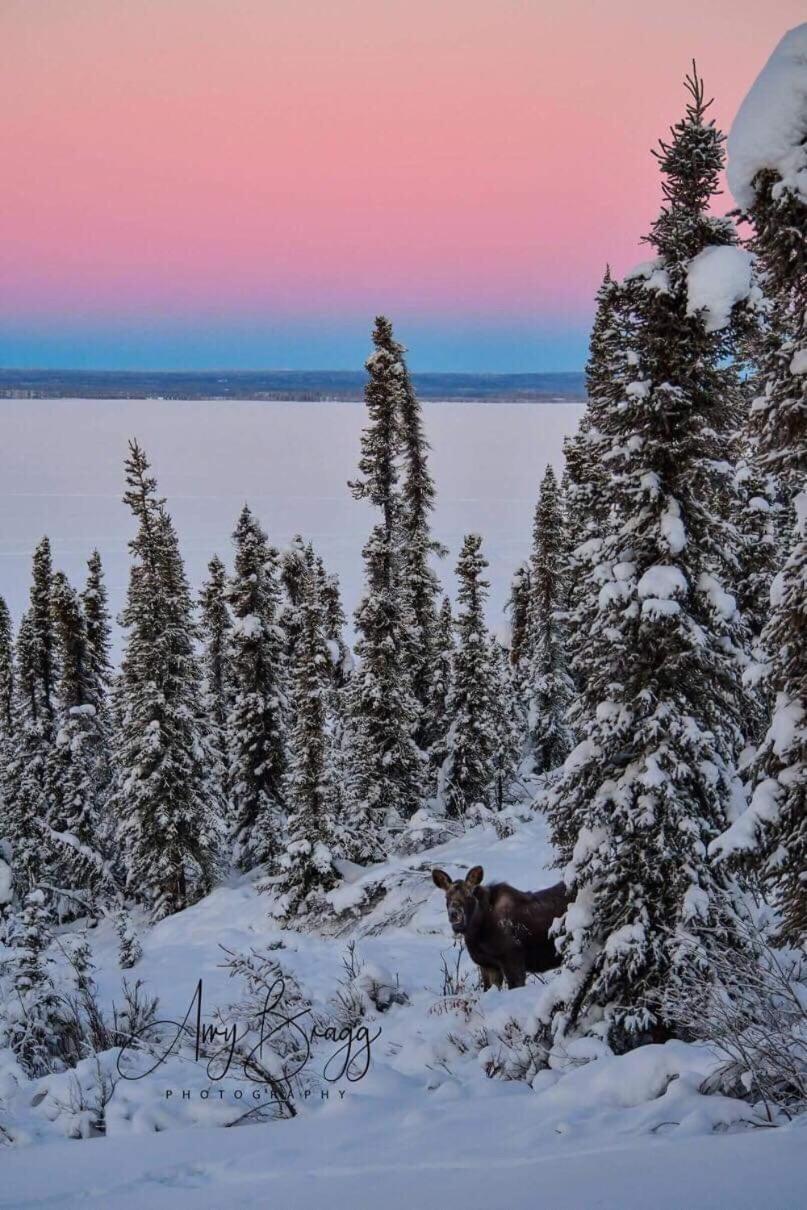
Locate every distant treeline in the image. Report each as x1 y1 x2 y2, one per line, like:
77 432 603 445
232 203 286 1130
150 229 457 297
0 368 585 402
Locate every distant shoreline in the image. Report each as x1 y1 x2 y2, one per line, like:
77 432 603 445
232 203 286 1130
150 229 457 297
0 368 585 404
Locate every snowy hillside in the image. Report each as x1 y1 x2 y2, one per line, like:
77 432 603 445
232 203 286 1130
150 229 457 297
2 812 805 1209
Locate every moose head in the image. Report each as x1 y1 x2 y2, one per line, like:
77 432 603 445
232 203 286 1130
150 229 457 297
432 865 484 935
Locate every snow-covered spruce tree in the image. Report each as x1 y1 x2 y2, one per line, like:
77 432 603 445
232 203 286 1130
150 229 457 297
313 553 352 688
2 539 59 898
2 889 63 1077
0 595 13 743
549 69 756 1049
279 535 312 672
505 562 532 673
428 595 454 787
45 571 109 904
80 551 114 815
489 638 522 812
442 535 497 818
563 270 635 679
198 555 232 819
28 537 58 730
398 367 445 751
227 505 287 872
526 465 574 773
111 442 221 919
278 565 343 916
347 317 422 843
81 551 113 710
2 614 50 895
711 28 807 945
733 455 783 650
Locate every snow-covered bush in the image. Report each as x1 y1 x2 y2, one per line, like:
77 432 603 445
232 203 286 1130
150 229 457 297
115 906 142 969
214 945 315 1119
393 808 461 856
663 911 807 1120
331 943 407 1025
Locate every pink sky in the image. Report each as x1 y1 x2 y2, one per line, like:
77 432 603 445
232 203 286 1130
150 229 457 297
0 1 801 369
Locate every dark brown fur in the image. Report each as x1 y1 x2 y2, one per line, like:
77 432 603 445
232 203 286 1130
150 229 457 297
432 864 569 989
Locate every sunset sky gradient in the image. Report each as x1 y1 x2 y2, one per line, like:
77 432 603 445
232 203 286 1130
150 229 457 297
1 1 801 370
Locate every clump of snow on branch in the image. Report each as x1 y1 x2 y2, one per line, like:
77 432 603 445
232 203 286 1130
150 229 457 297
686 245 756 332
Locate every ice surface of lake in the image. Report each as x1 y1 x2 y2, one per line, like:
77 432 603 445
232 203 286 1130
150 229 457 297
0 397 583 647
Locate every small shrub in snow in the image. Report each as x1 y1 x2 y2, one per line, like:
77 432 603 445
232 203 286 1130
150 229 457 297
215 946 314 1118
115 907 142 969
663 911 807 1120
329 943 407 1031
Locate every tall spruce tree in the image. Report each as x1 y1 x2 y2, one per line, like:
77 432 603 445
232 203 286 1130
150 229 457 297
279 535 312 674
2 540 59 899
46 571 109 901
81 551 114 840
563 270 635 682
198 555 232 820
712 34 807 944
227 506 287 872
3 889 62 1077
489 638 522 811
506 563 532 673
3 613 50 896
278 564 343 915
0 596 13 744
550 69 753 1048
526 466 574 773
428 595 455 783
399 369 444 751
442 535 497 818
81 551 113 708
313 553 352 687
111 442 220 919
348 317 422 840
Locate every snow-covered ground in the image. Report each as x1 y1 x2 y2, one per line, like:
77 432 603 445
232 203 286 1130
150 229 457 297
0 397 582 643
2 813 805 1208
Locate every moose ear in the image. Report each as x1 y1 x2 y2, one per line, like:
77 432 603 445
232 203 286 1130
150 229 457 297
432 868 452 890
466 865 484 887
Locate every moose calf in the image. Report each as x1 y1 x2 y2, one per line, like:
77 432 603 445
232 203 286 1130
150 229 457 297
432 864 569 990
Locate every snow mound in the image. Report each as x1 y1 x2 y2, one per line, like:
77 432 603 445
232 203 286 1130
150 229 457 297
728 24 807 208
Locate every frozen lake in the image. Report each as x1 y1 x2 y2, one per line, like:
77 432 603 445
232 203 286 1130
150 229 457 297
0 397 583 647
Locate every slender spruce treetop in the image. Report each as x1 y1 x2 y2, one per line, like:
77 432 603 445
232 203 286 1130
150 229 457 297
428 595 454 776
278 564 343 916
0 595 13 742
227 505 288 872
111 442 221 918
3 612 50 896
46 571 109 899
399 368 444 750
488 638 522 813
2 541 60 899
442 534 497 818
198 554 232 816
549 69 754 1048
81 550 113 709
505 563 532 674
526 465 574 775
313 553 352 687
28 537 58 731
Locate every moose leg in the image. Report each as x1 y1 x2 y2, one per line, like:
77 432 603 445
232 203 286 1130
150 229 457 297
480 966 503 991
502 956 526 989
